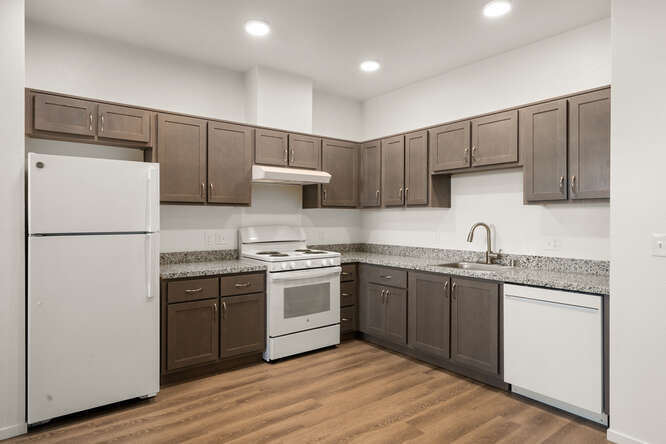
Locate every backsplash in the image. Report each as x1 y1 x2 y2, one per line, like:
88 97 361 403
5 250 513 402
163 243 609 276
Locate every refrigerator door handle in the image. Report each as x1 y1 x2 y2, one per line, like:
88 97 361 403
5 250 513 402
146 235 153 299
145 166 160 233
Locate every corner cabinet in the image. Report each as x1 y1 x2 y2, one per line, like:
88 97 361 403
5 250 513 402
321 139 359 207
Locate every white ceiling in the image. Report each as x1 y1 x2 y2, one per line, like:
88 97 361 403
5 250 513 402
26 0 610 100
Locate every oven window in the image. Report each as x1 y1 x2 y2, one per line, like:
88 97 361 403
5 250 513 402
284 283 331 318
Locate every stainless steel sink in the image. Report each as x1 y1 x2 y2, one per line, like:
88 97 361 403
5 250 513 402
438 262 514 272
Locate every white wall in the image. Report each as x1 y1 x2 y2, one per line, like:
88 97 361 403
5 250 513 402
608 2 666 443
25 22 362 252
360 19 611 260
313 90 362 141
0 0 26 439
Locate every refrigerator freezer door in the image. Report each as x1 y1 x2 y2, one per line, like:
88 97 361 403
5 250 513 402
28 233 159 424
28 153 159 234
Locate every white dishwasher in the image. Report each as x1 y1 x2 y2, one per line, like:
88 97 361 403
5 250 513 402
503 284 606 425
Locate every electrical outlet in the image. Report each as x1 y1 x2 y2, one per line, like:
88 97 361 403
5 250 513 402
215 232 225 246
653 233 666 257
204 231 215 248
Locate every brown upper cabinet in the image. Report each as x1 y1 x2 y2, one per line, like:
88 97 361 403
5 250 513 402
97 103 152 143
405 130 429 206
429 121 470 172
381 135 405 207
255 129 289 166
523 89 610 202
288 134 321 169
568 89 610 199
29 92 153 147
521 100 568 202
321 139 359 207
157 113 207 203
359 140 381 208
33 93 97 138
471 110 518 167
208 122 254 205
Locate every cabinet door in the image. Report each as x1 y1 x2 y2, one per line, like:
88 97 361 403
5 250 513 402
405 130 429 206
521 100 568 202
157 113 207 203
33 93 96 137
255 129 288 166
471 110 518 167
364 283 387 338
208 121 253 205
220 293 265 358
289 134 321 169
385 287 407 345
321 139 359 207
451 278 499 375
428 121 471 172
569 89 610 199
381 135 405 207
167 299 219 371
97 103 151 143
360 140 382 207
408 272 450 359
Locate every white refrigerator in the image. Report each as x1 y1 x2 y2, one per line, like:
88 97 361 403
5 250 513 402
27 153 160 424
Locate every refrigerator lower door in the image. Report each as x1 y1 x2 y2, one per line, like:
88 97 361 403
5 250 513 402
28 233 159 424
28 153 159 235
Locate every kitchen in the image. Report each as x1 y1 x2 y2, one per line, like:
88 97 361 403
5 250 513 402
1 1 664 443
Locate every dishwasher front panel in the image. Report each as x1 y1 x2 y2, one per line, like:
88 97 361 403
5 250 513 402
503 284 603 422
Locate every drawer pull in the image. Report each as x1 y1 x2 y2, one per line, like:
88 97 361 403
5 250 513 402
184 288 203 294
342 317 351 322
341 272 351 276
380 275 392 279
341 292 351 296
234 282 251 288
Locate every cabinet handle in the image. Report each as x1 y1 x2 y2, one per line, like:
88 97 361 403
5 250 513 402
385 289 390 304
184 288 203 294
376 189 380 203
89 113 93 131
559 176 565 191
284 147 288 163
471 145 477 162
234 282 251 288
571 175 576 193
209 183 214 194
399 187 403 201
452 281 457 300
443 280 449 297
201 182 205 198
464 147 469 160
380 275 392 279
291 148 295 162
380 288 386 304
405 187 409 202
222 301 228 319
323 188 327 202
213 303 217 313
100 114 104 133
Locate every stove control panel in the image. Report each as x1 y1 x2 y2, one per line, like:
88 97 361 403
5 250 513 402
268 256 341 272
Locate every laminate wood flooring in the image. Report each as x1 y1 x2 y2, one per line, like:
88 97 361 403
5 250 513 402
10 340 609 444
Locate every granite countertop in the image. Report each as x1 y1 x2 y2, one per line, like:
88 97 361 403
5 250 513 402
159 251 609 296
160 259 266 280
340 252 609 296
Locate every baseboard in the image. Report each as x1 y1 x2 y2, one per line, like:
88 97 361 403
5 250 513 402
607 428 645 444
0 422 28 440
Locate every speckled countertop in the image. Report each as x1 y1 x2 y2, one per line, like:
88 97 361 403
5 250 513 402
340 252 609 296
160 259 266 280
159 250 609 296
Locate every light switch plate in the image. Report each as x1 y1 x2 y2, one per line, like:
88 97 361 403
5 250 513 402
652 233 666 257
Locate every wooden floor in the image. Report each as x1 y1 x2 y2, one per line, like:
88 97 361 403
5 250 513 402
11 340 608 444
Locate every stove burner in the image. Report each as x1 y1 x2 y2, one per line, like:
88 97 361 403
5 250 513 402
294 249 327 254
294 249 311 252
269 253 289 257
306 251 326 254
257 251 280 255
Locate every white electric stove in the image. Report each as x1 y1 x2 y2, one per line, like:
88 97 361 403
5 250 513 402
238 226 341 361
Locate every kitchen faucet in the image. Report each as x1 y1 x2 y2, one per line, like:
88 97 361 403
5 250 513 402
466 222 499 264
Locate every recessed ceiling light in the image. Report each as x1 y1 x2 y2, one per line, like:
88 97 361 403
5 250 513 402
245 20 270 37
483 1 511 18
360 60 381 72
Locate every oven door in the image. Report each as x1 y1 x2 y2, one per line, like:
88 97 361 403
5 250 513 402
267 266 341 337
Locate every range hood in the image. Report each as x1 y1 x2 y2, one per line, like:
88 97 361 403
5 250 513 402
252 165 331 185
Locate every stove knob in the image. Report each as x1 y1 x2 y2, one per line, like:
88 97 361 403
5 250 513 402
322 259 330 266
306 260 312 267
290 262 297 269
281 263 287 270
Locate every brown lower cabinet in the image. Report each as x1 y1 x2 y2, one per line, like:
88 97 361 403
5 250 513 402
161 272 266 382
408 272 450 359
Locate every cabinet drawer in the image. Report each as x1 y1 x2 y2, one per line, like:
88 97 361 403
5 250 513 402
341 306 357 334
220 273 265 296
364 265 407 288
340 264 357 282
167 277 219 303
341 281 357 307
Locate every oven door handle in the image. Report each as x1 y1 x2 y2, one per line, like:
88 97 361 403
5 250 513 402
269 266 342 281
